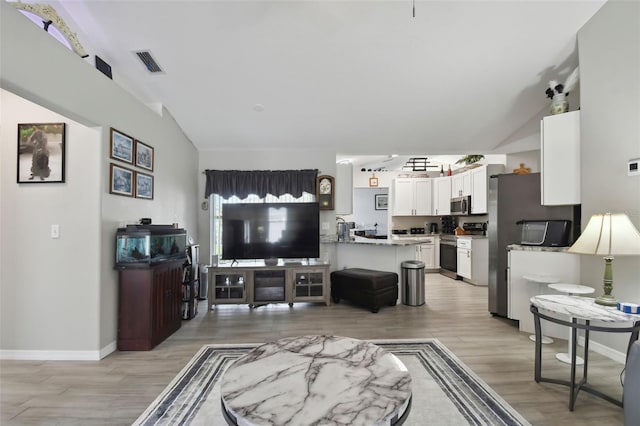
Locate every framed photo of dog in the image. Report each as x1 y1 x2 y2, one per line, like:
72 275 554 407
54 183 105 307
17 123 66 183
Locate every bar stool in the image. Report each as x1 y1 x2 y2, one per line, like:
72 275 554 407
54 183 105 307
523 274 559 344
547 283 595 365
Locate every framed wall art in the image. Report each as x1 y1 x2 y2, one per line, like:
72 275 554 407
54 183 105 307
17 122 66 183
375 194 388 210
135 140 154 171
110 128 133 164
110 163 134 197
135 171 154 200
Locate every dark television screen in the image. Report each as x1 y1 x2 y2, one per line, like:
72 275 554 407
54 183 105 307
222 202 320 260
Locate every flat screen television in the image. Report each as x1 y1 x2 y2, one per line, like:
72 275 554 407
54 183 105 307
222 202 320 260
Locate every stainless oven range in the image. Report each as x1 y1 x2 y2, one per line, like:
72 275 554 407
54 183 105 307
439 235 458 279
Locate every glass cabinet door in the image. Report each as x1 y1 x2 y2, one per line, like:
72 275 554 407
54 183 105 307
214 273 246 300
294 271 324 298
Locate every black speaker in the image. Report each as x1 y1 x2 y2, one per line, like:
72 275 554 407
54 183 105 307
95 55 112 79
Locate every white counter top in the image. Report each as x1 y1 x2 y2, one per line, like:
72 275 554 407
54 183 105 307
508 244 570 252
328 236 419 246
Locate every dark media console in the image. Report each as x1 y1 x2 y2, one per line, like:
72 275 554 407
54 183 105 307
208 261 330 309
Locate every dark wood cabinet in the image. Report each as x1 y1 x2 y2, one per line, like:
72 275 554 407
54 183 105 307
117 260 183 351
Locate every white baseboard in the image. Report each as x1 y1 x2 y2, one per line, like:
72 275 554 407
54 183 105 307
99 341 117 359
578 336 626 365
0 341 117 361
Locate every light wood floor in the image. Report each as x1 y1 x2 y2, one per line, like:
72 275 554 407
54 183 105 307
1 274 628 425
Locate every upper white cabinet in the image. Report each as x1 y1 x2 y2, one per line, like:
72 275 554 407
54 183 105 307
451 171 471 198
541 111 581 205
470 166 487 214
335 162 353 215
392 178 432 216
433 177 451 215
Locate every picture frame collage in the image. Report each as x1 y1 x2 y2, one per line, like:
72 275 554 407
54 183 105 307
109 128 154 199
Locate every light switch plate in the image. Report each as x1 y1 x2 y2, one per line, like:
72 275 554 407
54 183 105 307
51 224 59 239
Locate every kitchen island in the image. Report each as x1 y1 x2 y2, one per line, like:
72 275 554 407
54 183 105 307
328 236 418 304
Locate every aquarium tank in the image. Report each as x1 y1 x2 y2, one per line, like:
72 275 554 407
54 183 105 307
115 225 187 267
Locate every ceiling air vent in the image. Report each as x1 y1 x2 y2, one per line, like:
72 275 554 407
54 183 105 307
135 50 163 73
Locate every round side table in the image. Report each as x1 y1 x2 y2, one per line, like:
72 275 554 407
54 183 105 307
523 274 560 344
547 283 595 365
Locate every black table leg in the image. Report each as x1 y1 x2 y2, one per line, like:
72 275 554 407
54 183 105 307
569 317 578 411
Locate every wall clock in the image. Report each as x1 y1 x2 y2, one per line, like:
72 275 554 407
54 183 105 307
316 175 335 210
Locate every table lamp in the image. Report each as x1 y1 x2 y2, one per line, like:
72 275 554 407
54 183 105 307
568 213 640 306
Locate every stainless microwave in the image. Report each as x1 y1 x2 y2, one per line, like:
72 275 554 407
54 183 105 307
518 220 572 247
450 195 471 216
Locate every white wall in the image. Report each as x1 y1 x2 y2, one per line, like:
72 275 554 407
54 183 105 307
1 90 101 355
353 188 389 234
1 2 198 359
197 149 336 263
577 0 640 355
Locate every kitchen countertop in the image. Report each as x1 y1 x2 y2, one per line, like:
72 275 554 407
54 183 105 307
324 236 419 246
508 244 570 252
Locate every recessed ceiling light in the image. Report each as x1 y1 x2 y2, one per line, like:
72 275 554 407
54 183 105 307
253 104 265 112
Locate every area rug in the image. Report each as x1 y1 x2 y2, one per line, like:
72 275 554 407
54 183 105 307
133 339 530 426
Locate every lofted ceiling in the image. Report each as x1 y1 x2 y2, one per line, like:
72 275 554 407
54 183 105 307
28 1 605 157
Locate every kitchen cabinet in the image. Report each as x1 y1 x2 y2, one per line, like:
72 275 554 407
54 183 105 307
433 177 451 215
470 166 488 214
456 238 472 279
541 110 580 205
451 171 471 198
392 178 431 216
456 237 488 285
414 236 438 269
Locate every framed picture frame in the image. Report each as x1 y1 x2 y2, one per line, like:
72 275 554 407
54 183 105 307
17 123 66 183
110 128 134 164
110 163 134 197
135 140 154 171
135 171 154 200
375 194 388 210
369 176 379 187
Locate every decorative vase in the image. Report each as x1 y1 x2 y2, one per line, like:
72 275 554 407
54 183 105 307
550 93 569 115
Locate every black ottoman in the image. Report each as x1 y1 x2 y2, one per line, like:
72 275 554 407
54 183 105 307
330 268 398 313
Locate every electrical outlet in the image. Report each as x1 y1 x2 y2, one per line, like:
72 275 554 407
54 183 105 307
321 222 330 231
51 224 59 239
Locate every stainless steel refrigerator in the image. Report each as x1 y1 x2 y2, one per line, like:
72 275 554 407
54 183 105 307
487 172 579 317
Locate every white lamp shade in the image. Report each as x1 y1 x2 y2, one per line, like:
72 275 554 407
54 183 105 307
568 213 640 256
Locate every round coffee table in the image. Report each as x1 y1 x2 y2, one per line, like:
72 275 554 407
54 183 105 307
220 335 412 426
548 283 595 365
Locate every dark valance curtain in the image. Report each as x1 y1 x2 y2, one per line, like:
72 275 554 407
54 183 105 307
204 169 318 200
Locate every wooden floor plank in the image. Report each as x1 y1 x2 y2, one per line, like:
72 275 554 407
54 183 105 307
0 274 627 425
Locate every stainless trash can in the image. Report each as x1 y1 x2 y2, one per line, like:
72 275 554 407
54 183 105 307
401 260 425 306
198 265 208 300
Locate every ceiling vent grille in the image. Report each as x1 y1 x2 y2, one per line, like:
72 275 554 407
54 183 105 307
135 50 163 73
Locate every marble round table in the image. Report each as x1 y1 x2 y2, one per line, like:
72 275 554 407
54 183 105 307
220 335 412 426
548 283 595 365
